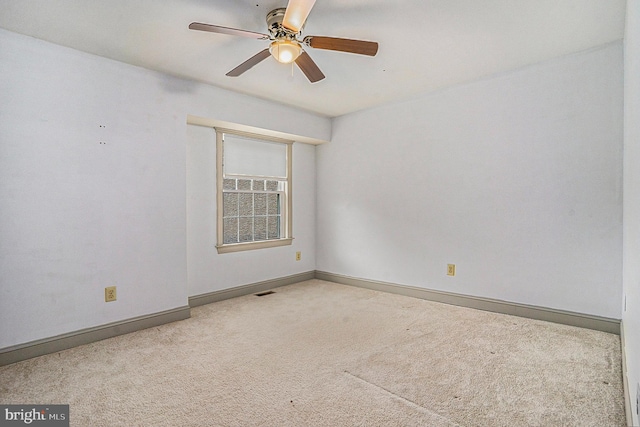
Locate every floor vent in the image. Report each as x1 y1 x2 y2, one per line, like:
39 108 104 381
255 291 275 297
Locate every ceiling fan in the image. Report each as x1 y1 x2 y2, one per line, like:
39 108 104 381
188 0 379 83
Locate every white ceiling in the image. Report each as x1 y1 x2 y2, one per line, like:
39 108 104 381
0 0 627 117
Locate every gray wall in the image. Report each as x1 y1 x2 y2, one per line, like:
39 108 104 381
186 125 316 297
317 42 623 319
0 28 329 349
623 0 640 425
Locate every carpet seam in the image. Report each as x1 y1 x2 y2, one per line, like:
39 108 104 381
343 370 465 427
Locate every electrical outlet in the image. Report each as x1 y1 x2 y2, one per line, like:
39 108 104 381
447 264 456 276
295 251 301 261
105 286 117 302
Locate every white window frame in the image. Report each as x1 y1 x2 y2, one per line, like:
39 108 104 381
215 128 293 254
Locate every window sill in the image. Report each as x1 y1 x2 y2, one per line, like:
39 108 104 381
216 238 293 254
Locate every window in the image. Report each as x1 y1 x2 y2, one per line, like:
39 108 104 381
222 178 283 243
216 128 293 253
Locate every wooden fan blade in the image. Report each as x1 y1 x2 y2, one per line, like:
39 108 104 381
295 51 325 83
282 0 316 32
306 36 378 56
189 22 268 39
226 49 271 77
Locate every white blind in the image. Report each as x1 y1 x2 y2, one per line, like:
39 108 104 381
223 134 287 178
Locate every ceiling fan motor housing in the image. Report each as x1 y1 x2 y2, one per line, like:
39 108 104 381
267 8 301 39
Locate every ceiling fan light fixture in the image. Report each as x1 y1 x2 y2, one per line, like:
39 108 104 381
269 40 302 64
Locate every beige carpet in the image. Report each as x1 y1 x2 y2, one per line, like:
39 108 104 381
0 280 625 426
